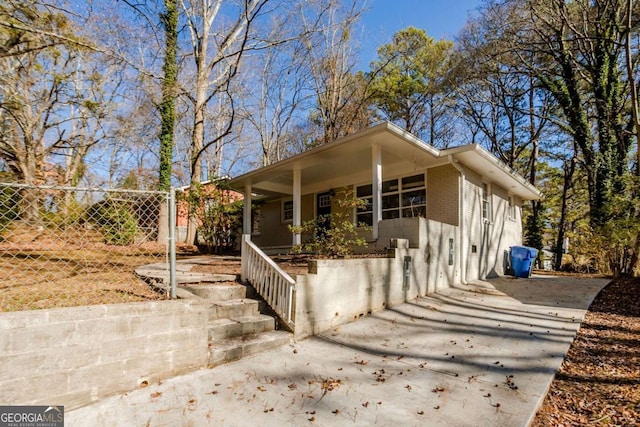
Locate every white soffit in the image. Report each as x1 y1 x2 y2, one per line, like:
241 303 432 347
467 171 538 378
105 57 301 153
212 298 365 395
442 145 542 201
229 122 541 201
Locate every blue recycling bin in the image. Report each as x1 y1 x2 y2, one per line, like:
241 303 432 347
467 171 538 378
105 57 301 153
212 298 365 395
510 246 538 278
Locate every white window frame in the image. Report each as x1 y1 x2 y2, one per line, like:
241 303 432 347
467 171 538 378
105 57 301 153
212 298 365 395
399 174 426 219
507 195 516 221
482 183 492 223
355 184 373 227
355 173 426 227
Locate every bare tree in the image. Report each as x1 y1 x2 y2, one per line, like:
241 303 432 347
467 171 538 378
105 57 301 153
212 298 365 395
178 0 272 244
299 0 375 145
0 48 109 182
0 0 86 58
239 32 309 166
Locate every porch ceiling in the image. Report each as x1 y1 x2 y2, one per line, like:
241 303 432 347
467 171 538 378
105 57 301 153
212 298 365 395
228 121 542 201
229 122 446 197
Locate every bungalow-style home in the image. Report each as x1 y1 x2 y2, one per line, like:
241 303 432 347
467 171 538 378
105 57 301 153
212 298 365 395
228 122 541 335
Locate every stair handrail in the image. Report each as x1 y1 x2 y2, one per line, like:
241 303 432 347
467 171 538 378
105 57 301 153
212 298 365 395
241 234 296 328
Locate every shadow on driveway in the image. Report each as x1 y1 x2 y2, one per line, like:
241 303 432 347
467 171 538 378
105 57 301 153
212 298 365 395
67 275 608 427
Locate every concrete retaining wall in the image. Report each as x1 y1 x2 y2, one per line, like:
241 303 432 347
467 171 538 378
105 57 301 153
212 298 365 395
294 246 427 338
0 301 209 410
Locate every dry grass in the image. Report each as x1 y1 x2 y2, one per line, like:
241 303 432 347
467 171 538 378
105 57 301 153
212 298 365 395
0 248 165 312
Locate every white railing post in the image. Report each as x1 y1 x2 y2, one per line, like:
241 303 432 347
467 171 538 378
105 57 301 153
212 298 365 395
241 234 249 282
241 236 296 328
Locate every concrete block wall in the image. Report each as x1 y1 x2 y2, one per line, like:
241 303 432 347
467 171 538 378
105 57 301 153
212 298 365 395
293 246 427 338
459 165 524 281
375 217 424 250
424 219 458 290
491 184 523 276
0 301 209 410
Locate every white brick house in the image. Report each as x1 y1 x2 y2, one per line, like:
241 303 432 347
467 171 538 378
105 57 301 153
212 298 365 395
228 121 540 287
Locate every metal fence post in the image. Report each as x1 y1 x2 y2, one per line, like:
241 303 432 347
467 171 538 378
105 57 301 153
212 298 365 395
169 187 177 299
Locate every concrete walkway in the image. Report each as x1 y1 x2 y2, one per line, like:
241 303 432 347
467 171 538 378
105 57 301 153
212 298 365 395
66 275 608 427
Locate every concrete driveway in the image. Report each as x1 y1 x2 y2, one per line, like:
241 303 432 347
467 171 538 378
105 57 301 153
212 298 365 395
66 275 608 427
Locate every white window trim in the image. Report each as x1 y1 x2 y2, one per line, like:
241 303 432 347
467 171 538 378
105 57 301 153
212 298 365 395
482 182 492 224
507 195 517 221
355 172 426 226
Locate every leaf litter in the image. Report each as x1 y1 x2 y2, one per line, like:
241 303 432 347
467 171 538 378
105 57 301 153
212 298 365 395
532 277 640 426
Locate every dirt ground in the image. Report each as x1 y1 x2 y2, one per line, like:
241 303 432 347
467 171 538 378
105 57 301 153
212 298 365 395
189 254 320 277
531 276 640 426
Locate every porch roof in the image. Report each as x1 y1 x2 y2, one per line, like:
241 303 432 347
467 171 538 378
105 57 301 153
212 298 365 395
228 122 541 201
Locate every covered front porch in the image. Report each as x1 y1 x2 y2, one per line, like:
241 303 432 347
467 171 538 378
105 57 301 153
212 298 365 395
229 122 446 250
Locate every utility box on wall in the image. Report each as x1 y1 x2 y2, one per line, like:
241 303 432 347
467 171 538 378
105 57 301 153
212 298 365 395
403 256 412 290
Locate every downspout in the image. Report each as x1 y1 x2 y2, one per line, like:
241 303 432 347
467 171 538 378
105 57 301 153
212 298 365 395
448 155 467 285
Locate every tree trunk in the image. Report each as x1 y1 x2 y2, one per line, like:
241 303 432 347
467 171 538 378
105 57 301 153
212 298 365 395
624 0 640 276
186 69 207 246
157 0 178 245
554 154 576 271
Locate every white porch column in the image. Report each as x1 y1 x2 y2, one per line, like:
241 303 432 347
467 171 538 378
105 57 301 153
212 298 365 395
372 144 382 240
292 168 302 246
243 183 252 235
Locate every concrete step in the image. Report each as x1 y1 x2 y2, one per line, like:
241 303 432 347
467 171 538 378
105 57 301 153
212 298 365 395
241 284 270 313
243 284 257 299
208 315 276 341
208 330 292 368
207 299 260 320
182 283 246 300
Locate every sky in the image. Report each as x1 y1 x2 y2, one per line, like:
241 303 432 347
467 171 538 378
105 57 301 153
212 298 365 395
358 0 483 68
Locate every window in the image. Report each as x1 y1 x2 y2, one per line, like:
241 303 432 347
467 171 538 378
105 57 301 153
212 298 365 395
382 178 399 220
400 174 426 218
282 200 293 223
482 183 491 222
356 184 373 226
356 173 426 226
318 194 331 208
508 196 516 220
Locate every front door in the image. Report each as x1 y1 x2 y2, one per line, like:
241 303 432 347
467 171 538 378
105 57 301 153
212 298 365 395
316 191 332 235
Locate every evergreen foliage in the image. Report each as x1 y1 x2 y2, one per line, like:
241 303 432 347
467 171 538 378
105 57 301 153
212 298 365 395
86 200 139 246
289 189 369 258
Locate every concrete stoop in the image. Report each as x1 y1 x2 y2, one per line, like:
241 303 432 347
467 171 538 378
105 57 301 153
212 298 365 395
136 258 293 368
208 314 276 340
207 298 261 319
208 330 292 367
184 283 246 300
206 297 293 367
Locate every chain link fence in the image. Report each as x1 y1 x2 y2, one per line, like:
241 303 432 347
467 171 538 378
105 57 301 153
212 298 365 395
0 183 176 312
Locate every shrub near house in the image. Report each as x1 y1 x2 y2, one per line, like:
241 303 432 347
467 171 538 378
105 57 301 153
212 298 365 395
177 180 243 252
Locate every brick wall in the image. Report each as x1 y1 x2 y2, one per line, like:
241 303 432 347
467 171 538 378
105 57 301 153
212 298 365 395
427 164 459 226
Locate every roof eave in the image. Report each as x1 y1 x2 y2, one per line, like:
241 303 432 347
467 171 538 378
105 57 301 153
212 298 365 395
441 144 542 201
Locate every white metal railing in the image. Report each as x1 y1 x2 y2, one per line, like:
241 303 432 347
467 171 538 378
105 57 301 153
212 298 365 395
241 235 296 328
